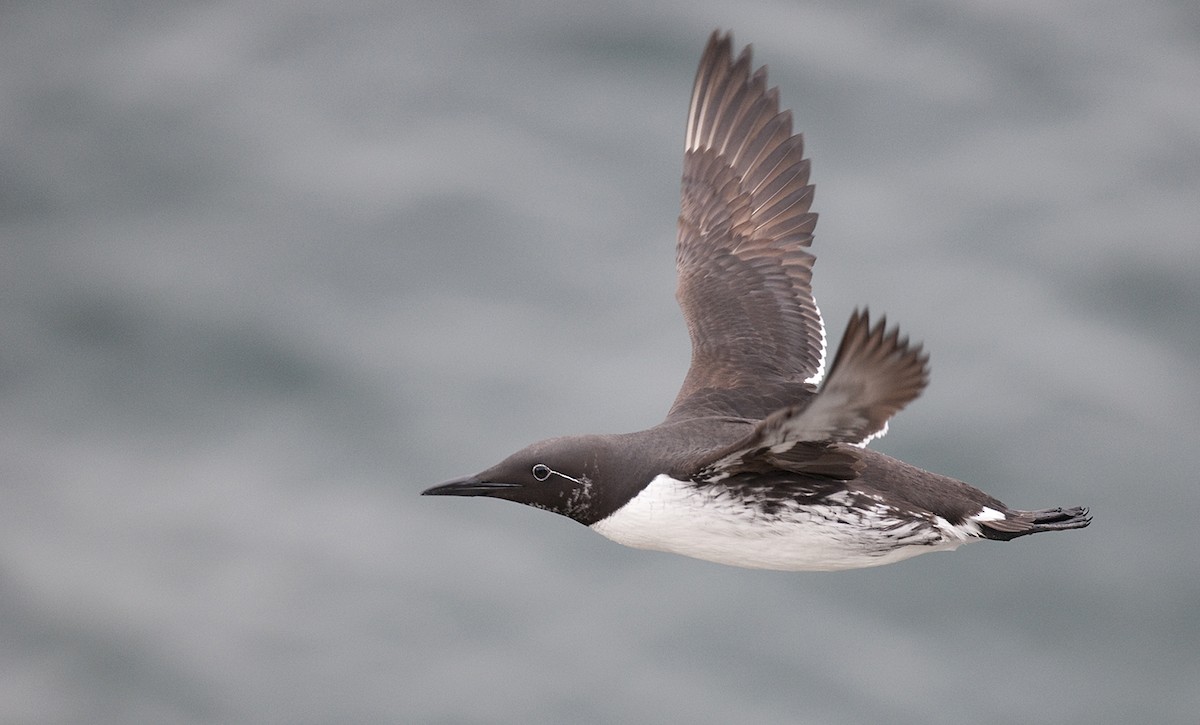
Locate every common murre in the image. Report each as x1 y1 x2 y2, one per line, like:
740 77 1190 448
423 30 1091 571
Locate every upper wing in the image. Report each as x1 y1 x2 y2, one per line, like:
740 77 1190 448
691 407 864 485
788 309 928 446
687 310 928 484
668 31 824 422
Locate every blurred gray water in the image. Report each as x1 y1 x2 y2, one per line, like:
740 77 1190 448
2 2 1198 723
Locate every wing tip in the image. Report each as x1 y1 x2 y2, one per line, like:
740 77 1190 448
833 307 931 385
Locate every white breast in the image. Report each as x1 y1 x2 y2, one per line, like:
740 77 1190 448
590 474 975 571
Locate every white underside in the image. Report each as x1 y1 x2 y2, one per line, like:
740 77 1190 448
591 474 983 571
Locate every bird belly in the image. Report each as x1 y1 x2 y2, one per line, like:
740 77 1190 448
590 474 971 571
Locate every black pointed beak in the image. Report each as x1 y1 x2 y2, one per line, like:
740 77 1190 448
422 477 523 498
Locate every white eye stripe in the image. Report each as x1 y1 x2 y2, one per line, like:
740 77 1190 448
532 464 583 486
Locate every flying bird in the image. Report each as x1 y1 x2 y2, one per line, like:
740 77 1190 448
423 31 1090 571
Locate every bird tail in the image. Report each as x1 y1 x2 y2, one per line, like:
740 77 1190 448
979 506 1092 541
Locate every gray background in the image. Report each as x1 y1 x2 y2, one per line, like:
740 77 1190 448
3 1 1198 723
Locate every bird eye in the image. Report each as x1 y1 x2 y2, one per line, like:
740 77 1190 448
531 464 551 481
